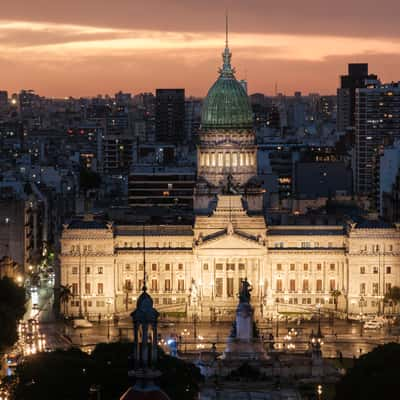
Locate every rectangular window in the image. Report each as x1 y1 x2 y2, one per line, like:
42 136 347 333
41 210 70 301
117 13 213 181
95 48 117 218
152 263 157 271
216 278 223 297
151 279 158 291
72 283 78 295
85 267 91 274
138 264 144 271
227 278 234 297
72 267 78 275
125 264 131 271
289 279 296 292
216 263 223 271
138 280 143 291
360 283 366 295
277 263 282 271
98 266 103 274
372 283 379 295
97 283 103 295
290 264 295 271
329 279 336 291
330 263 335 271
316 279 323 292
226 263 235 271
203 263 208 271
386 266 392 274
85 283 91 295
373 266 378 274
164 279 171 291
178 264 184 271
178 279 185 292
386 283 392 294
165 264 170 271
303 263 309 271
276 279 283 292
239 263 245 270
360 266 365 274
316 263 322 271
125 279 132 291
303 280 309 292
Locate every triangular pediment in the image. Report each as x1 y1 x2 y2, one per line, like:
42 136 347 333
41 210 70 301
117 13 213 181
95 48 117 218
196 230 265 250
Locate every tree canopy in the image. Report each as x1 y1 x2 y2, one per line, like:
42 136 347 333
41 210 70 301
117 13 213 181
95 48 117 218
0 277 26 351
12 342 203 400
335 343 400 400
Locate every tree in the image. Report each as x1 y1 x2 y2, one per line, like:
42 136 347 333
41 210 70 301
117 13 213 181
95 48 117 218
384 286 400 314
335 343 400 400
13 349 93 400
91 342 203 400
330 289 342 312
12 342 203 400
0 277 26 351
59 284 73 316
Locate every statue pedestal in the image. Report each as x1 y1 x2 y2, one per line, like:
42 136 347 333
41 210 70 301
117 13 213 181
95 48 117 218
223 301 268 361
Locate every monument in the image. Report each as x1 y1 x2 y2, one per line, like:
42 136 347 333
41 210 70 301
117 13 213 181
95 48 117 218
223 278 268 360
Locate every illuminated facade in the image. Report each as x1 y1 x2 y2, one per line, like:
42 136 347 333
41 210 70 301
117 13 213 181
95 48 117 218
60 205 400 319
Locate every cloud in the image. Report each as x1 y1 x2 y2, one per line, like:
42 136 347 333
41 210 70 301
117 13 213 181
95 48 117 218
1 0 400 96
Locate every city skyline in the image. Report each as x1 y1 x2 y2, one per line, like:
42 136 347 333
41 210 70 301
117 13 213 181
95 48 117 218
2 0 400 97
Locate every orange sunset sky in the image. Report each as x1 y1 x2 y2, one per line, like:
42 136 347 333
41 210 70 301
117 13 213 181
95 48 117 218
2 0 400 97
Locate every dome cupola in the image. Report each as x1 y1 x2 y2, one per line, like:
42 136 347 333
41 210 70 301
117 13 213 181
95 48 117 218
201 20 253 131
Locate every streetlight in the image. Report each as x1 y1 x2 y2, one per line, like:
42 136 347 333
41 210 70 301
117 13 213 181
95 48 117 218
180 328 190 352
359 296 365 337
106 298 112 342
316 303 323 338
317 384 323 400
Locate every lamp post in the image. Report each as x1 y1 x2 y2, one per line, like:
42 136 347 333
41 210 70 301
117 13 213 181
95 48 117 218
181 328 190 352
316 303 323 339
359 296 365 337
106 298 112 342
275 302 279 338
317 384 323 400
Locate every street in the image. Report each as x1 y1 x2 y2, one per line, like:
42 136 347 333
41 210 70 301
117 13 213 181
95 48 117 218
5 277 400 368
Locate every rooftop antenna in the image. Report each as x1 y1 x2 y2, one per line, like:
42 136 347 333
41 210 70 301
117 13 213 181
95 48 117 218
142 225 147 292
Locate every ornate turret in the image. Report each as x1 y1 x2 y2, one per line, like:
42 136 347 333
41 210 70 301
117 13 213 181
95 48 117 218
120 229 170 400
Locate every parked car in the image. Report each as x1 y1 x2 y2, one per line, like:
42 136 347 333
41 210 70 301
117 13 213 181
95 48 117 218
72 319 93 329
364 320 383 329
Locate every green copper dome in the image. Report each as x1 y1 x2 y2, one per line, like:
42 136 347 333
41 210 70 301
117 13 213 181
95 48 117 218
201 46 253 130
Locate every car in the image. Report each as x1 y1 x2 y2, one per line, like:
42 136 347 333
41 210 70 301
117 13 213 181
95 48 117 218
72 319 93 329
160 322 175 328
364 320 383 329
6 353 20 368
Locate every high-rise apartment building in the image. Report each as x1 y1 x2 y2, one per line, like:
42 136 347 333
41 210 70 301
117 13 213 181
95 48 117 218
155 89 185 143
337 64 377 131
355 82 400 198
